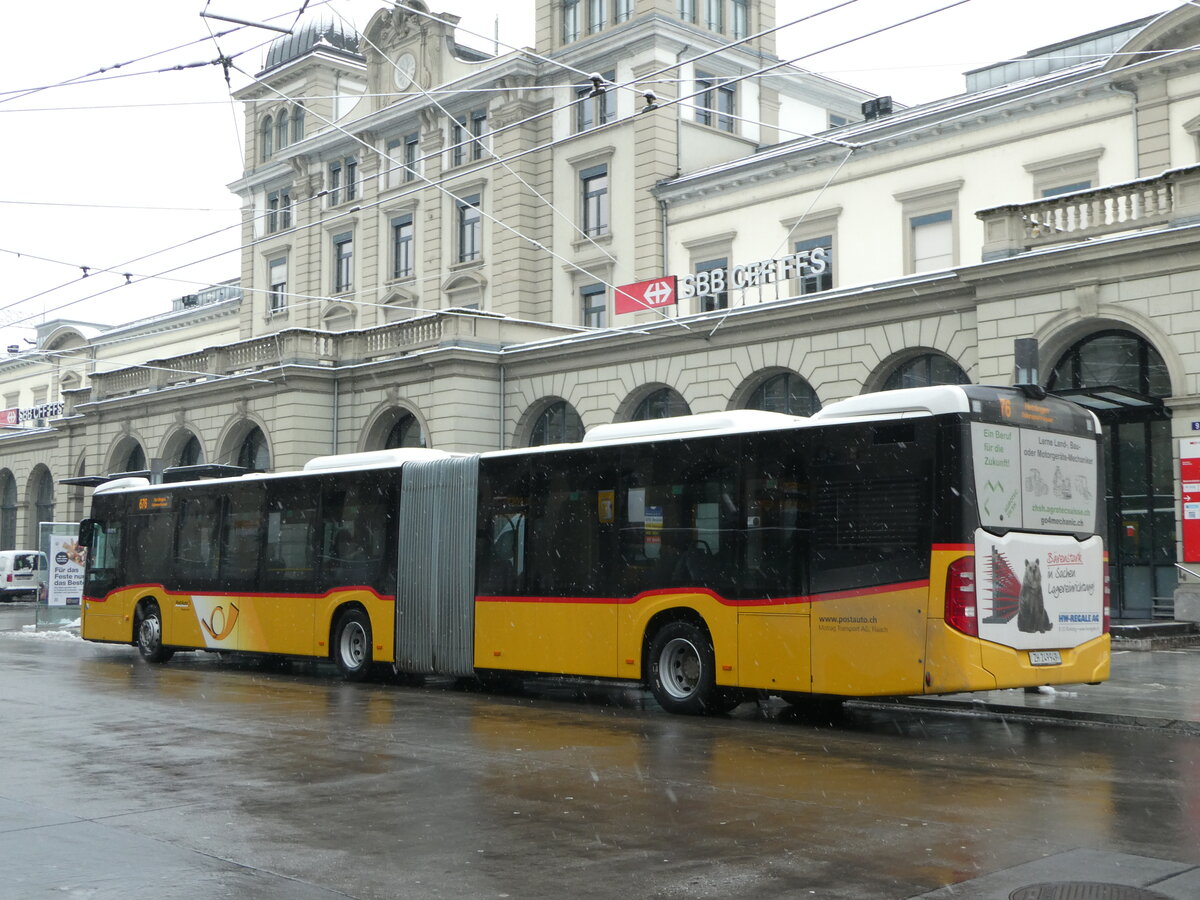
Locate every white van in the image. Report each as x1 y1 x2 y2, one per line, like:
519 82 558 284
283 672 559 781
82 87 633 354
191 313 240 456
0 551 48 599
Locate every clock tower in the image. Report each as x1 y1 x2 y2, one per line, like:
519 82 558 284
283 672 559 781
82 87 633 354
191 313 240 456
362 1 462 110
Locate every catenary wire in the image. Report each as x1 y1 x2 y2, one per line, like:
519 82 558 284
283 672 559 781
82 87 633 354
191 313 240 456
0 0 1001 329
2 0 1048 332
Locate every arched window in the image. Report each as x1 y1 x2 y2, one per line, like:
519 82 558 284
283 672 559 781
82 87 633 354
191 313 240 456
178 434 203 467
882 354 969 391
746 372 820 416
1048 330 1172 621
632 387 690 421
274 110 289 152
32 467 54 531
123 443 146 473
1047 330 1170 398
261 115 274 161
530 400 584 446
237 427 270 473
0 472 16 551
384 413 426 449
291 104 306 143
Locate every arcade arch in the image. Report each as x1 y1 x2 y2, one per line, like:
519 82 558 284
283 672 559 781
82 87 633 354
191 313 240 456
733 369 821 416
523 398 584 447
1047 328 1174 619
619 385 690 422
0 470 15 551
362 404 428 451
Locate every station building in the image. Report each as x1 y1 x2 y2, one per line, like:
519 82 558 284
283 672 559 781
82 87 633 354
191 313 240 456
3 0 1200 621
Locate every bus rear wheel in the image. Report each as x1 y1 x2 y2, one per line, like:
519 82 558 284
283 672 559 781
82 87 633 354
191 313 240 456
333 609 372 681
135 601 174 664
647 621 734 715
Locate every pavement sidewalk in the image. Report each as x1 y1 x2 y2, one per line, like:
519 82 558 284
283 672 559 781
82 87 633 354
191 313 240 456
872 641 1200 734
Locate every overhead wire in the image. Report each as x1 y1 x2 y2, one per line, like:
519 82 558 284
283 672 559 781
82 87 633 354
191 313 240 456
0 0 948 332
231 60 697 332
5 0 1087 337
331 4 622 271
0 0 975 331
10 39 1200 115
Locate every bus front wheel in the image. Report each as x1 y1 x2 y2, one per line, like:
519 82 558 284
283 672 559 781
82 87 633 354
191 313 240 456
647 621 732 715
135 602 174 664
333 609 372 681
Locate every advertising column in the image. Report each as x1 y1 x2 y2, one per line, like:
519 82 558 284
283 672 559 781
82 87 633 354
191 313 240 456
47 534 85 606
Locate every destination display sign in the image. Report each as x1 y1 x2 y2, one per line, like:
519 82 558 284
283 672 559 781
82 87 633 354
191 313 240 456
965 389 1094 434
135 495 173 512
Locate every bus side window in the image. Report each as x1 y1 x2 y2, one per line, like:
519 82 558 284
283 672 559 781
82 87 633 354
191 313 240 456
809 424 932 594
619 438 739 596
320 474 390 590
125 511 173 586
741 433 810 600
263 483 318 589
479 511 523 595
477 458 529 596
174 494 222 589
84 518 123 597
219 486 262 590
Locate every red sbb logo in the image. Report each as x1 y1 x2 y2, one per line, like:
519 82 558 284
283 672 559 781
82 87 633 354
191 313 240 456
614 277 677 316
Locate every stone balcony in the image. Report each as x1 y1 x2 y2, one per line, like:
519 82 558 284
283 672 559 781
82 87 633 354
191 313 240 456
977 163 1200 261
83 310 577 403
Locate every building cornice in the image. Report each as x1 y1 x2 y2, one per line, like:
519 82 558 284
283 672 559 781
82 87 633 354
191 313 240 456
657 64 1124 205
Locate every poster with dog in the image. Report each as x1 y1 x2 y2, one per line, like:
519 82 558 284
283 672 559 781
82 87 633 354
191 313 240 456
974 530 1105 651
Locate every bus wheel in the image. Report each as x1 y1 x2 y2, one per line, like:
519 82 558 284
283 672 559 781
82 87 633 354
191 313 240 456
333 609 372 682
135 602 174 664
647 621 723 715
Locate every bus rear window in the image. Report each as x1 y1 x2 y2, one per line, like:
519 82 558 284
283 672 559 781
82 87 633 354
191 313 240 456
972 422 1098 534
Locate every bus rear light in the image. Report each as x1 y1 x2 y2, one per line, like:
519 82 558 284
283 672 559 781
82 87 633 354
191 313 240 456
1103 563 1111 634
944 556 978 637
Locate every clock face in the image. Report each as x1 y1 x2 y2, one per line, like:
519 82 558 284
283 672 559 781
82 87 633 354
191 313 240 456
394 52 417 90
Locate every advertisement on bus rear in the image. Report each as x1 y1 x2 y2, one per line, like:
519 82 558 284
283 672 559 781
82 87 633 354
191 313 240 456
972 423 1098 534
975 530 1105 650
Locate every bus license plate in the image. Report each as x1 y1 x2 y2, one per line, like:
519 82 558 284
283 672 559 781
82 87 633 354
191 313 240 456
1029 650 1061 666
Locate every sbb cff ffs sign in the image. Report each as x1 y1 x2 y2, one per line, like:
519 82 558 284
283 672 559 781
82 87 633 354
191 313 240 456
614 277 677 316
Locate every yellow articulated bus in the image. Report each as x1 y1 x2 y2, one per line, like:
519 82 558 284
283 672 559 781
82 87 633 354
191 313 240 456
79 384 1110 715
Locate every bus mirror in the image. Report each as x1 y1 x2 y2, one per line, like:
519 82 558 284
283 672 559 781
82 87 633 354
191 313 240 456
77 519 97 549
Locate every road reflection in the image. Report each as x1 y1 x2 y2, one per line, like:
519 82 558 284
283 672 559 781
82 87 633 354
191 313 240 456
61 641 1200 894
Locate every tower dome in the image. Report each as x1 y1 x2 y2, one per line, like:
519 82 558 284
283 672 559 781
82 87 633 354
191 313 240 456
260 14 363 74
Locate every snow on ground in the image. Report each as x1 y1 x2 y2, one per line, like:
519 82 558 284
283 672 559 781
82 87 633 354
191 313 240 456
0 622 82 641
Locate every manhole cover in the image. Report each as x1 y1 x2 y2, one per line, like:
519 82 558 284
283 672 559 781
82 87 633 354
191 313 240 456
1010 884 1171 900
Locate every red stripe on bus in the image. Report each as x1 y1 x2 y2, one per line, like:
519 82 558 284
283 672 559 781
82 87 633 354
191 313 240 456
476 579 931 609
932 543 973 552
88 583 396 603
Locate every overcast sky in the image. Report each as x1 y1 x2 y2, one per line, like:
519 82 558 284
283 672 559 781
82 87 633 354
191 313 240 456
0 0 1175 352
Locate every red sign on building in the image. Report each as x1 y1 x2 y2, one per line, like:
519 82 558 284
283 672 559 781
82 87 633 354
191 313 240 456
1182 439 1200 562
614 276 677 316
0 409 17 427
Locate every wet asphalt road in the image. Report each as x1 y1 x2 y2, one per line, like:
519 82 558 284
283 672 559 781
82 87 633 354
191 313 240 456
1 617 1199 898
